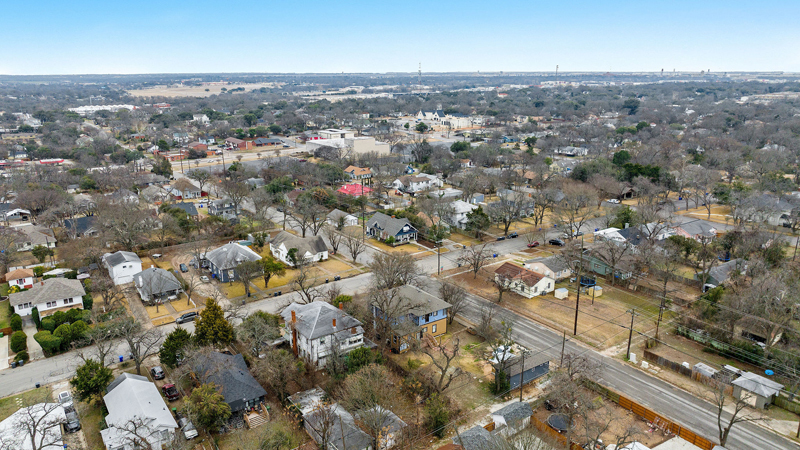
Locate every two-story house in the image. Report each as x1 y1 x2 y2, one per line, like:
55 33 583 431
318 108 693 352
269 231 328 266
391 174 443 194
371 285 451 353
102 251 143 285
9 278 86 318
204 243 262 283
209 198 239 220
447 200 477 230
494 262 555 299
5 268 34 289
366 212 418 245
169 178 202 200
523 256 572 281
344 165 372 181
416 110 445 122
281 301 366 366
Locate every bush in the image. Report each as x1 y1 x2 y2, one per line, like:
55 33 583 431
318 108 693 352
10 331 27 353
346 347 383 373
52 311 67 328
14 350 29 363
385 236 396 245
31 307 40 329
64 270 78 279
82 293 93 310
41 318 55 332
7 300 13 316
424 393 450 438
10 314 22 331
33 267 45 277
54 324 73 350
71 320 88 340
34 331 62 355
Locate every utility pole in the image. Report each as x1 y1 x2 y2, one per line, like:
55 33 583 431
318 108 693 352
655 301 666 340
572 260 582 335
626 309 638 361
560 331 566 366
519 351 527 402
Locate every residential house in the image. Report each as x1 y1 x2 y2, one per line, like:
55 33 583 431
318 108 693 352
108 188 139 205
269 231 328 266
102 251 143 285
245 177 266 189
371 284 451 353
355 406 407 449
135 172 169 187
443 113 474 129
5 268 34 289
416 110 445 122
9 278 86 317
494 262 555 298
284 190 303 207
523 256 572 281
140 185 171 203
493 354 550 391
553 146 589 157
326 209 358 228
209 198 239 219
731 371 784 409
192 114 210 124
204 242 262 283
430 188 463 199
391 174 443 194
1 208 30 222
101 373 178 450
14 226 56 251
700 259 744 286
172 202 199 218
194 352 268 414
366 212 418 245
173 132 190 144
0 403 66 450
459 159 474 168
451 426 492 450
63 216 98 238
253 137 283 147
344 166 372 181
585 254 634 280
447 200 477 229
169 178 202 200
305 403 373 450
187 142 208 152
225 137 253 150
133 267 183 303
281 301 366 366
491 402 534 438
674 219 717 242
337 184 373 197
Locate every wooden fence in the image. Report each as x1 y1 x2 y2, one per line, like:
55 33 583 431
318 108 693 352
643 349 693 377
529 415 583 450
584 380 717 450
774 395 800 414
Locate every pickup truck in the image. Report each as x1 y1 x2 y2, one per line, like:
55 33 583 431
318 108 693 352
161 384 180 401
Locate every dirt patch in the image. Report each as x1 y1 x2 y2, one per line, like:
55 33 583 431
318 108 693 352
153 316 175 326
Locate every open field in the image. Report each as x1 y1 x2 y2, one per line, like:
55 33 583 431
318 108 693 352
127 82 282 98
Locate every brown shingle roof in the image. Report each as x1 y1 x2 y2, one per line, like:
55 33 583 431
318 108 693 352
5 268 34 281
494 262 545 286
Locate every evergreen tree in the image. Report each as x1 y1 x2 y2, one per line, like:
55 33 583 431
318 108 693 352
194 299 234 346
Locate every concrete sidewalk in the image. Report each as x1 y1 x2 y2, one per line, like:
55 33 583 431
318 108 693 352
0 335 8 370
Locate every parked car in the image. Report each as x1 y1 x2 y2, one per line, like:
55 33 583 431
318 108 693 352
549 239 565 246
150 366 165 380
508 232 519 238
162 384 180 401
179 263 188 273
179 417 199 440
527 241 540 248
606 199 621 204
64 409 81 433
496 236 506 241
200 275 210 282
176 312 199 324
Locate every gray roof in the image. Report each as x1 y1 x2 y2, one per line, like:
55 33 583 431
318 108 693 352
194 352 267 412
15 226 56 247
367 212 416 237
64 216 95 235
103 251 141 268
10 278 86 307
678 219 716 237
378 284 452 317
254 137 282 145
453 425 493 450
492 402 533 426
172 202 199 216
281 301 363 340
205 243 262 270
524 255 569 273
102 373 177 449
732 371 784 398
270 231 327 257
708 259 741 284
327 208 355 222
305 404 372 450
106 373 148 394
133 267 182 299
355 406 407 435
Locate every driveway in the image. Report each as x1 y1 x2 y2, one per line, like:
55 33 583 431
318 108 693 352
23 319 43 361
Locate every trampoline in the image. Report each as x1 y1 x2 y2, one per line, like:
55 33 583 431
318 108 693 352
547 413 571 433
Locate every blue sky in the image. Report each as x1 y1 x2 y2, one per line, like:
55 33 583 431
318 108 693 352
2 0 799 75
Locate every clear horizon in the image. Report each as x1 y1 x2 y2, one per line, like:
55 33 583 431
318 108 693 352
3 0 799 75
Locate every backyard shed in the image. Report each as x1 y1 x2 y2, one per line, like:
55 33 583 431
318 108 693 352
731 371 784 409
554 288 568 300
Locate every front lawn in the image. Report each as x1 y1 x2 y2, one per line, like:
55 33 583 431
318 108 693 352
0 299 10 329
0 386 52 422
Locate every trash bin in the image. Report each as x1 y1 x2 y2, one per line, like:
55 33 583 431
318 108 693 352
10 362 16 369
35 382 40 388
119 356 124 363
18 361 23 367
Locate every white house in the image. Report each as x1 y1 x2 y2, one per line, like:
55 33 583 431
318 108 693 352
102 251 143 285
326 209 358 228
9 278 86 318
192 114 210 125
169 178 202 200
281 301 366 366
101 373 179 450
0 403 66 450
447 200 477 229
392 174 443 193
416 110 444 122
494 262 555 298
14 226 57 252
523 256 572 281
491 402 533 438
269 231 328 266
5 268 34 289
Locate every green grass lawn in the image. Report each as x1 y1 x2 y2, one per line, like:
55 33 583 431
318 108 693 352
0 299 10 329
0 387 53 422
77 400 106 450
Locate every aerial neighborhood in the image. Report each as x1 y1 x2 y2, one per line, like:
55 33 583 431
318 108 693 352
0 68 799 450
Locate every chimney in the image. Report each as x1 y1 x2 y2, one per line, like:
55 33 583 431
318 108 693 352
41 281 44 286
292 328 298 357
332 317 337 328
391 215 395 219
351 327 357 334
291 310 296 323
339 302 343 310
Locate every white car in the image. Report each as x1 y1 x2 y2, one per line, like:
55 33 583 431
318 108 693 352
606 199 621 204
200 276 210 282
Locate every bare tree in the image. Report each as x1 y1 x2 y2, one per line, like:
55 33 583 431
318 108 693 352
551 181 599 237
292 261 324 304
186 169 212 194
103 415 172 450
343 229 367 263
418 336 463 392
0 393 65 450
289 196 327 237
369 252 422 290
592 237 634 287
713 384 762 447
323 223 344 255
486 189 529 237
457 243 492 279
118 317 164 375
545 353 603 448
0 228 21 274
76 314 123 367
235 260 262 298
219 178 249 218
439 282 467 324
493 271 515 303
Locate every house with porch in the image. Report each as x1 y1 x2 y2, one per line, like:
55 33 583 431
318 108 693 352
366 212 418 245
204 242 262 283
494 262 555 298
133 267 183 304
447 200 477 229
269 231 328 266
209 198 240 219
371 284 451 353
14 226 57 252
9 278 86 317
281 301 366 366
344 165 372 181
391 174 443 194
674 219 717 242
326 209 358 228
194 352 268 415
169 178 202 199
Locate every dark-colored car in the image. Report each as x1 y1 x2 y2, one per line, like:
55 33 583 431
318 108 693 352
496 236 506 241
549 239 565 246
162 384 180 401
64 409 81 433
179 263 188 273
150 366 165 380
509 232 519 238
176 312 198 324
527 241 540 248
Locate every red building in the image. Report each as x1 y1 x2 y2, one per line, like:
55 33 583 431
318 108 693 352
337 184 373 197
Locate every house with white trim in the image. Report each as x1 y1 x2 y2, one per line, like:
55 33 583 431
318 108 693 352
9 278 86 318
102 251 143 285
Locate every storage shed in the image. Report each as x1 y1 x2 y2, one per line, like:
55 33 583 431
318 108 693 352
731 371 784 409
554 288 568 300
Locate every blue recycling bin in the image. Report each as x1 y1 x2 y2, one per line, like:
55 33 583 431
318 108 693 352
493 253 498 258
119 356 124 363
